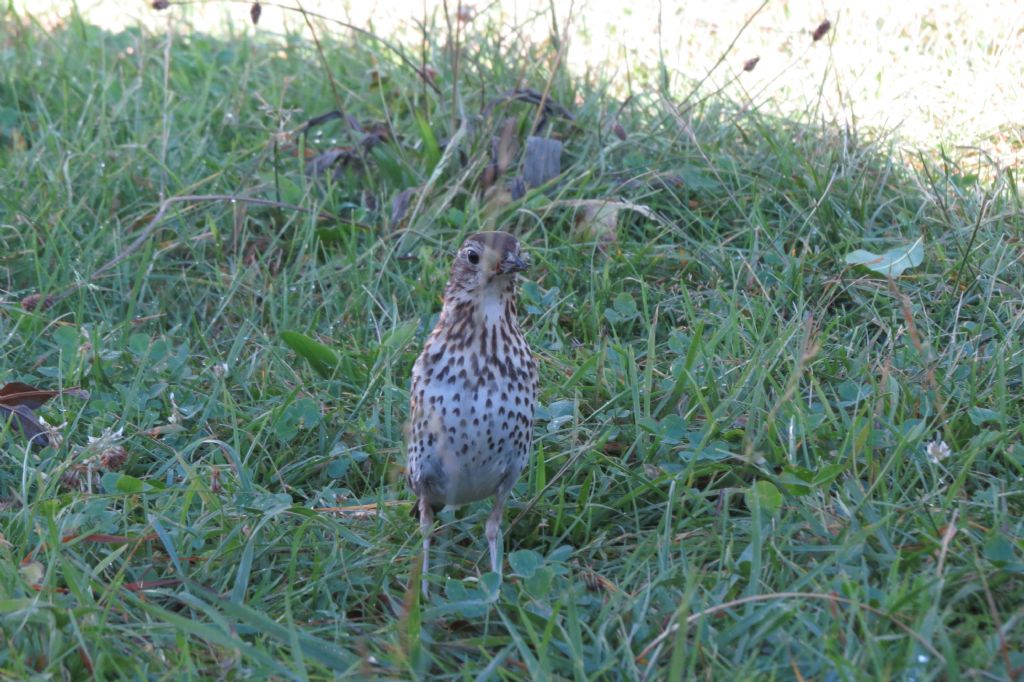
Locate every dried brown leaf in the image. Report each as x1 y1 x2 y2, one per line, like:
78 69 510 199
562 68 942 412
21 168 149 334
480 163 499 191
144 423 186 438
0 383 87 449
508 176 526 201
389 188 417 229
0 383 89 409
0 382 57 409
495 117 519 174
523 137 562 189
557 199 656 251
572 201 620 248
0 404 50 448
305 147 358 177
300 110 362 137
482 184 514 218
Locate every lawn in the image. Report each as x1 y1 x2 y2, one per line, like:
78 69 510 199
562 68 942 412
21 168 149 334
1 1 1022 679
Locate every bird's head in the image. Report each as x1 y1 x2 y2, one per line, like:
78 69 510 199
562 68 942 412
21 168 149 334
446 231 528 296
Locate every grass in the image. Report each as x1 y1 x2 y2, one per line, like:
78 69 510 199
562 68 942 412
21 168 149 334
1 2 1023 679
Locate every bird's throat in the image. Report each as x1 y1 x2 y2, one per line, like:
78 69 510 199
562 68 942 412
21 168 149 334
437 284 519 356
443 280 516 327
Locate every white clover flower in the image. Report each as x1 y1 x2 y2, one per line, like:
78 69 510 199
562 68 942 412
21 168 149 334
87 426 124 448
925 438 952 464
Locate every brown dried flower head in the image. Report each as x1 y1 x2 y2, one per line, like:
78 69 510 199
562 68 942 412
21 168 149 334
100 446 129 470
812 19 832 42
21 293 55 312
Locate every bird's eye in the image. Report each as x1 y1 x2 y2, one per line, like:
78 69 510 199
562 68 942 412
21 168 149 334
466 249 480 265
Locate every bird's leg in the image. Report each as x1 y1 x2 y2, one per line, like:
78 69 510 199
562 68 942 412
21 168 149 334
419 497 434 599
486 494 507 577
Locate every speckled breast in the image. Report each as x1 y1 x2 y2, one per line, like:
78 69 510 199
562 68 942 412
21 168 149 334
406 326 537 507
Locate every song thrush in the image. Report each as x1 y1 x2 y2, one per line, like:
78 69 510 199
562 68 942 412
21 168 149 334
406 231 537 597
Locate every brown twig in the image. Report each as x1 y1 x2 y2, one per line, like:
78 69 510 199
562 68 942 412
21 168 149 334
887 277 944 422
935 508 958 579
976 556 1017 680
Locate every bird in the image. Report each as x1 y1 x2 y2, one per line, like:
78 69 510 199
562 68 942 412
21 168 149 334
405 231 538 597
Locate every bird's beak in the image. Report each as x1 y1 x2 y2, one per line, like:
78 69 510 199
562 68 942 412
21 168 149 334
499 252 529 274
